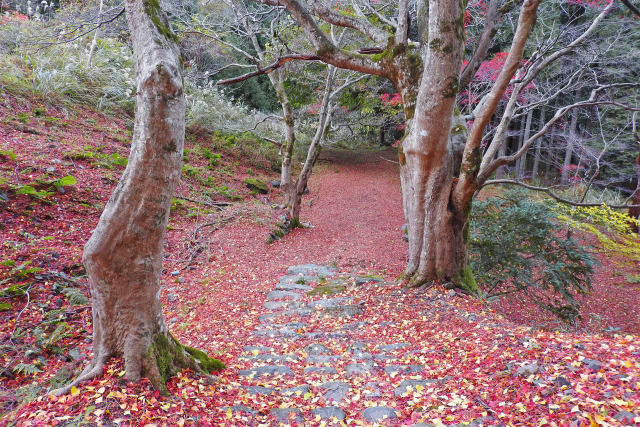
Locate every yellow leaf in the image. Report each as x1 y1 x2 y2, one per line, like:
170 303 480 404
70 386 79 397
226 408 232 419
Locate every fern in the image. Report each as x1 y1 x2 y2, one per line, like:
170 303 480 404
13 363 42 376
62 287 88 306
44 323 71 349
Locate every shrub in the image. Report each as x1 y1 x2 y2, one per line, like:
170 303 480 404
469 190 597 322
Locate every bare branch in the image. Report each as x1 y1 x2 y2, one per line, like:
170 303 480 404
216 54 321 85
620 0 640 17
309 3 389 44
459 0 501 92
481 179 640 208
454 0 541 209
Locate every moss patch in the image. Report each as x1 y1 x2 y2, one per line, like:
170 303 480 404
307 284 346 297
457 265 478 295
244 178 268 194
184 346 225 372
143 0 179 43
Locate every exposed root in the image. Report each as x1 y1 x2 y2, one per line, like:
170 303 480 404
50 355 106 396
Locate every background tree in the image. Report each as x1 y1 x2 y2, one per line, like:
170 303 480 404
242 0 639 291
54 0 223 395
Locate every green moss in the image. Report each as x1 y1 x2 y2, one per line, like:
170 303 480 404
457 265 478 294
143 0 179 43
244 178 268 194
307 284 346 296
452 124 466 134
184 346 225 372
147 334 181 390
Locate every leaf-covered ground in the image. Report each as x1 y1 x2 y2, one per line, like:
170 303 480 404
1 97 639 425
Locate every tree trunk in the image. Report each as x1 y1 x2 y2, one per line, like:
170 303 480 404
398 0 474 291
561 108 578 184
86 0 103 67
630 147 640 233
54 0 222 395
288 66 336 222
531 108 545 179
517 108 533 178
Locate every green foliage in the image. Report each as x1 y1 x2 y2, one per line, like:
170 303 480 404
470 191 597 322
554 204 640 266
61 287 89 306
307 284 346 296
64 146 128 169
244 177 268 194
12 363 42 376
0 149 17 161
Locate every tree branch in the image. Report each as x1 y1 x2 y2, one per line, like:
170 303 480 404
480 179 640 208
620 0 640 17
216 54 321 85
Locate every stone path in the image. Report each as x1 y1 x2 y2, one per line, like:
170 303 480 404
228 264 458 426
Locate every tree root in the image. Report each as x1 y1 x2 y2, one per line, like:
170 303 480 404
50 355 106 396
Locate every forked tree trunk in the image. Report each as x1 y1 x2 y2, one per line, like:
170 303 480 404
54 0 222 395
398 0 474 290
288 66 336 222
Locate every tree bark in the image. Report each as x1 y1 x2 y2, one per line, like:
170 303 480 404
288 66 336 222
54 0 222 395
531 108 545 179
517 109 533 178
398 0 472 289
561 107 579 184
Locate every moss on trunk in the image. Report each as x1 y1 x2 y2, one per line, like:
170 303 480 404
145 333 224 394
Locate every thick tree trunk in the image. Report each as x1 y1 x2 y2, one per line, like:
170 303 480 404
54 0 222 395
398 0 474 290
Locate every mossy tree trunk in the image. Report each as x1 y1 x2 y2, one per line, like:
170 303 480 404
396 0 476 291
53 0 223 395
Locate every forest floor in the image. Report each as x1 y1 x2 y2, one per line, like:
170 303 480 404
0 97 639 425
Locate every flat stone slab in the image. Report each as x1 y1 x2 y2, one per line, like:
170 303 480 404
242 385 274 395
280 385 310 396
257 313 278 323
287 264 337 277
266 290 302 301
306 343 333 355
351 349 373 360
271 408 304 424
355 276 385 286
319 381 350 403
362 406 398 423
304 366 337 375
394 379 438 396
239 365 293 377
275 282 313 291
325 304 365 317
239 354 300 363
384 364 424 375
262 301 290 310
308 297 353 309
378 343 411 352
346 363 374 376
311 406 346 421
252 328 298 338
363 382 382 397
280 307 314 316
